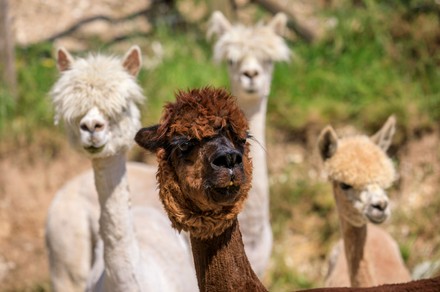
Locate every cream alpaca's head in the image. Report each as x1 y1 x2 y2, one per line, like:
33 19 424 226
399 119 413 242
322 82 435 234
318 116 397 227
50 46 145 158
208 11 290 105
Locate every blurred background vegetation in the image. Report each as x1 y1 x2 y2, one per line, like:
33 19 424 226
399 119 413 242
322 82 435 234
0 0 439 291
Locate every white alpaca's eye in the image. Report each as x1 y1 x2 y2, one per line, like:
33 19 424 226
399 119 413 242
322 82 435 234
227 59 235 66
264 59 273 66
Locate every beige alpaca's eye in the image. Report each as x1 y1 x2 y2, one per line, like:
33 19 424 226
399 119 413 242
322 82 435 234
339 182 352 191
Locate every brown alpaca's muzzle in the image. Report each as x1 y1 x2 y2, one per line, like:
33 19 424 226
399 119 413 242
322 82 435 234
206 146 245 204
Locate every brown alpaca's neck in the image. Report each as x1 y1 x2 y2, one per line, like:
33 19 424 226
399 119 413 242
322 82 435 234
190 220 267 292
339 218 375 287
92 153 142 291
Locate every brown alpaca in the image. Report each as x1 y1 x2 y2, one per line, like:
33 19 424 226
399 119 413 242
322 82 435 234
135 87 267 292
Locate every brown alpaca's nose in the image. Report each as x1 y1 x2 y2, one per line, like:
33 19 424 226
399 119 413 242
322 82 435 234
211 150 242 169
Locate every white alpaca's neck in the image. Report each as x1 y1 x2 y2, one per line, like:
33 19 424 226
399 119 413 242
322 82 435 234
92 153 142 291
235 91 271 276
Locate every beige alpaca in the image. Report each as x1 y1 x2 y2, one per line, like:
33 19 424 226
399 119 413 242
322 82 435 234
208 11 290 277
46 47 197 291
318 116 411 287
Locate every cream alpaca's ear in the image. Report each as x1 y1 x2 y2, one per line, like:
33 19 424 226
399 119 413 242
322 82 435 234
122 45 142 77
318 126 338 161
207 11 232 39
56 47 74 72
370 115 396 152
268 13 288 36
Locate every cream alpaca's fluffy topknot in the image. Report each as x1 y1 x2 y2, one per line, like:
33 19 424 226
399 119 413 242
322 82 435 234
210 24 290 63
324 136 396 189
50 53 144 125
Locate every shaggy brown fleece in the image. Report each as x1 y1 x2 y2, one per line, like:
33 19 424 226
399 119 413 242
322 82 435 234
136 87 252 239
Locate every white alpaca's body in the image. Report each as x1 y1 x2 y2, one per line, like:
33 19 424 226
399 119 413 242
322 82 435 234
45 47 197 292
208 11 290 277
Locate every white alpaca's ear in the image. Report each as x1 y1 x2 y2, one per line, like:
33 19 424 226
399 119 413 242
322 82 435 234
318 126 338 161
122 45 142 77
268 13 288 36
56 47 74 72
370 115 396 152
207 11 232 39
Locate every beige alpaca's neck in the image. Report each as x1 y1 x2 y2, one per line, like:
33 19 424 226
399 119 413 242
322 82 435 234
339 218 375 287
92 153 142 291
190 220 267 292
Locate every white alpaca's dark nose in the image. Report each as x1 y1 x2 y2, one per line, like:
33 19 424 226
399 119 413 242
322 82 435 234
80 119 105 133
242 70 259 79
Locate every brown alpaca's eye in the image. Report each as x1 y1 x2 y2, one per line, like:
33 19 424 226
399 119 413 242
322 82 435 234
340 182 352 190
178 142 192 153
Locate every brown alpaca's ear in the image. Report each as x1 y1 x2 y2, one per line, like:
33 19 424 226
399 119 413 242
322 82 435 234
56 47 74 72
318 126 338 161
135 124 165 153
370 115 396 152
207 11 232 39
122 45 142 77
268 12 288 36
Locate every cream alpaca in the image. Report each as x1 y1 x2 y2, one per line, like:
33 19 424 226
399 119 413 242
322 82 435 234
45 47 197 292
318 116 411 287
208 11 290 277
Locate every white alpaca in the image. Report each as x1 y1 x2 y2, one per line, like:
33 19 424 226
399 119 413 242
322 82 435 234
45 46 197 291
207 11 290 277
318 116 411 287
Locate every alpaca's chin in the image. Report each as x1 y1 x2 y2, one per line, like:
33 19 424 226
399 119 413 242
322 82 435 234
209 185 241 204
84 145 105 154
366 209 389 224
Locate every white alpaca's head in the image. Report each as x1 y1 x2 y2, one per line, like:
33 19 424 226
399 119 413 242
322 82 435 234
318 116 397 227
208 11 290 106
50 46 145 158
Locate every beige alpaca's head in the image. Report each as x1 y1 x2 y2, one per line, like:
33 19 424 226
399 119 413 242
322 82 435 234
318 116 397 227
50 46 145 158
135 87 252 239
208 11 290 105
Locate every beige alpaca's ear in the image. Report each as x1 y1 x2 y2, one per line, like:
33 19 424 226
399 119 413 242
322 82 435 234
268 13 288 36
370 115 396 152
122 45 142 77
207 11 232 39
56 47 74 72
318 126 338 161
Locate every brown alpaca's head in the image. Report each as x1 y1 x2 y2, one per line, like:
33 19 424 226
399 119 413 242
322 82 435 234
135 87 252 239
